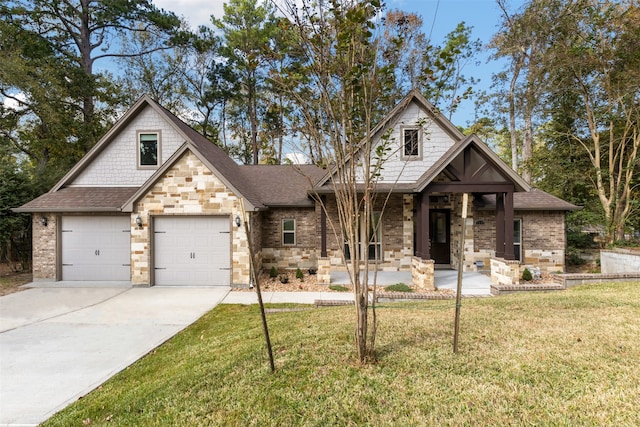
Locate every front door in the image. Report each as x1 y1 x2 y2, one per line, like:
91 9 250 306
429 209 450 265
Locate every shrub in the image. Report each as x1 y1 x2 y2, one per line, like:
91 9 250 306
566 250 587 266
385 283 413 292
522 268 533 281
567 231 596 249
295 268 304 281
269 266 278 278
329 285 349 292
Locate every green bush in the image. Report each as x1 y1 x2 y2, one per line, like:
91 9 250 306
328 285 349 292
269 266 278 278
522 268 533 281
567 231 596 249
385 283 413 292
608 239 640 248
295 268 304 280
566 250 587 266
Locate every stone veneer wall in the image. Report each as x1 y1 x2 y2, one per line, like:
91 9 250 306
133 151 250 286
474 210 566 273
491 257 521 286
32 213 57 281
260 207 318 270
412 257 435 290
321 194 412 272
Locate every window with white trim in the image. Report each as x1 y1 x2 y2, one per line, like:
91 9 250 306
402 127 421 158
344 211 382 261
282 218 295 245
514 219 522 261
138 132 159 168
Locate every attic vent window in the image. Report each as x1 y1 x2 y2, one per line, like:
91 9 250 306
138 132 159 168
402 127 421 159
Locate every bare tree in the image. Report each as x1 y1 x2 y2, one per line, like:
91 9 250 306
272 0 392 363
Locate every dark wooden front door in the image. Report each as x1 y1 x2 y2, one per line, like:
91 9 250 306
429 209 450 264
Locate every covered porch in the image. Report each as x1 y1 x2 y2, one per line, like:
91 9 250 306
328 270 492 296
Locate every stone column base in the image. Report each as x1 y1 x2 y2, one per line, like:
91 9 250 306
412 257 435 291
490 257 521 286
317 257 331 285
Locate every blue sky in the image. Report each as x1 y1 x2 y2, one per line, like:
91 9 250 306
154 0 527 125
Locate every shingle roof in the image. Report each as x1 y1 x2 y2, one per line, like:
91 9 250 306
415 134 530 193
239 164 326 207
14 95 579 214
478 189 580 211
13 187 138 212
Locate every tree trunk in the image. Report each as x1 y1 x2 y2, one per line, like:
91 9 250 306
508 58 522 172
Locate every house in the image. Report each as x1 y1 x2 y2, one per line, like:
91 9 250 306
15 91 578 288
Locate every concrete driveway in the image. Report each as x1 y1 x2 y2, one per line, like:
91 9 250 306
0 286 229 426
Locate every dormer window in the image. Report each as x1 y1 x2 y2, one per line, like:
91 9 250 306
138 132 160 168
402 127 421 159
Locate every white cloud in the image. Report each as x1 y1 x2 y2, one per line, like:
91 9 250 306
153 0 226 29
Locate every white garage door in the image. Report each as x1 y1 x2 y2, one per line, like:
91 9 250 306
154 216 231 286
61 216 131 281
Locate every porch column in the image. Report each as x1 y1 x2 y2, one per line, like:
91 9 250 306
421 192 430 259
495 192 505 258
320 195 327 257
504 191 515 260
415 194 422 258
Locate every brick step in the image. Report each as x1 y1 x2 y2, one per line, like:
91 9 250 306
314 299 354 307
376 291 455 301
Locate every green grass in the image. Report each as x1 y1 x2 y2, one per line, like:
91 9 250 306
328 284 349 292
44 282 640 426
384 282 413 292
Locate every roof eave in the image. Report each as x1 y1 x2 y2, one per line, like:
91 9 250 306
12 206 124 213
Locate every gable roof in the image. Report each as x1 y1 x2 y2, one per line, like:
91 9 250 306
51 95 165 192
314 89 466 189
18 95 264 213
415 134 530 192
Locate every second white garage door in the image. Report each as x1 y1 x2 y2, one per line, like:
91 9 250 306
154 216 231 286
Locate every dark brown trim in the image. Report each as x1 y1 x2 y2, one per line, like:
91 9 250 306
421 192 430 259
320 196 327 258
504 191 515 260
428 183 516 193
496 193 505 258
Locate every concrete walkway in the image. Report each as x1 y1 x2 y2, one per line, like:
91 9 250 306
329 269 492 296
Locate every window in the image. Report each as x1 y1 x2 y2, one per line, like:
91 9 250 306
282 219 295 245
513 219 522 261
138 132 159 167
403 128 420 158
344 212 382 261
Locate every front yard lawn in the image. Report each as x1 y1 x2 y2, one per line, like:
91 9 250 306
45 282 640 426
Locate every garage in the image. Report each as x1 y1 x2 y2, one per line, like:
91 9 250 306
61 216 131 281
153 216 231 286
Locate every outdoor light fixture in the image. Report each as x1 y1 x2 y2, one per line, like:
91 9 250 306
235 215 242 227
135 215 143 229
40 215 47 227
